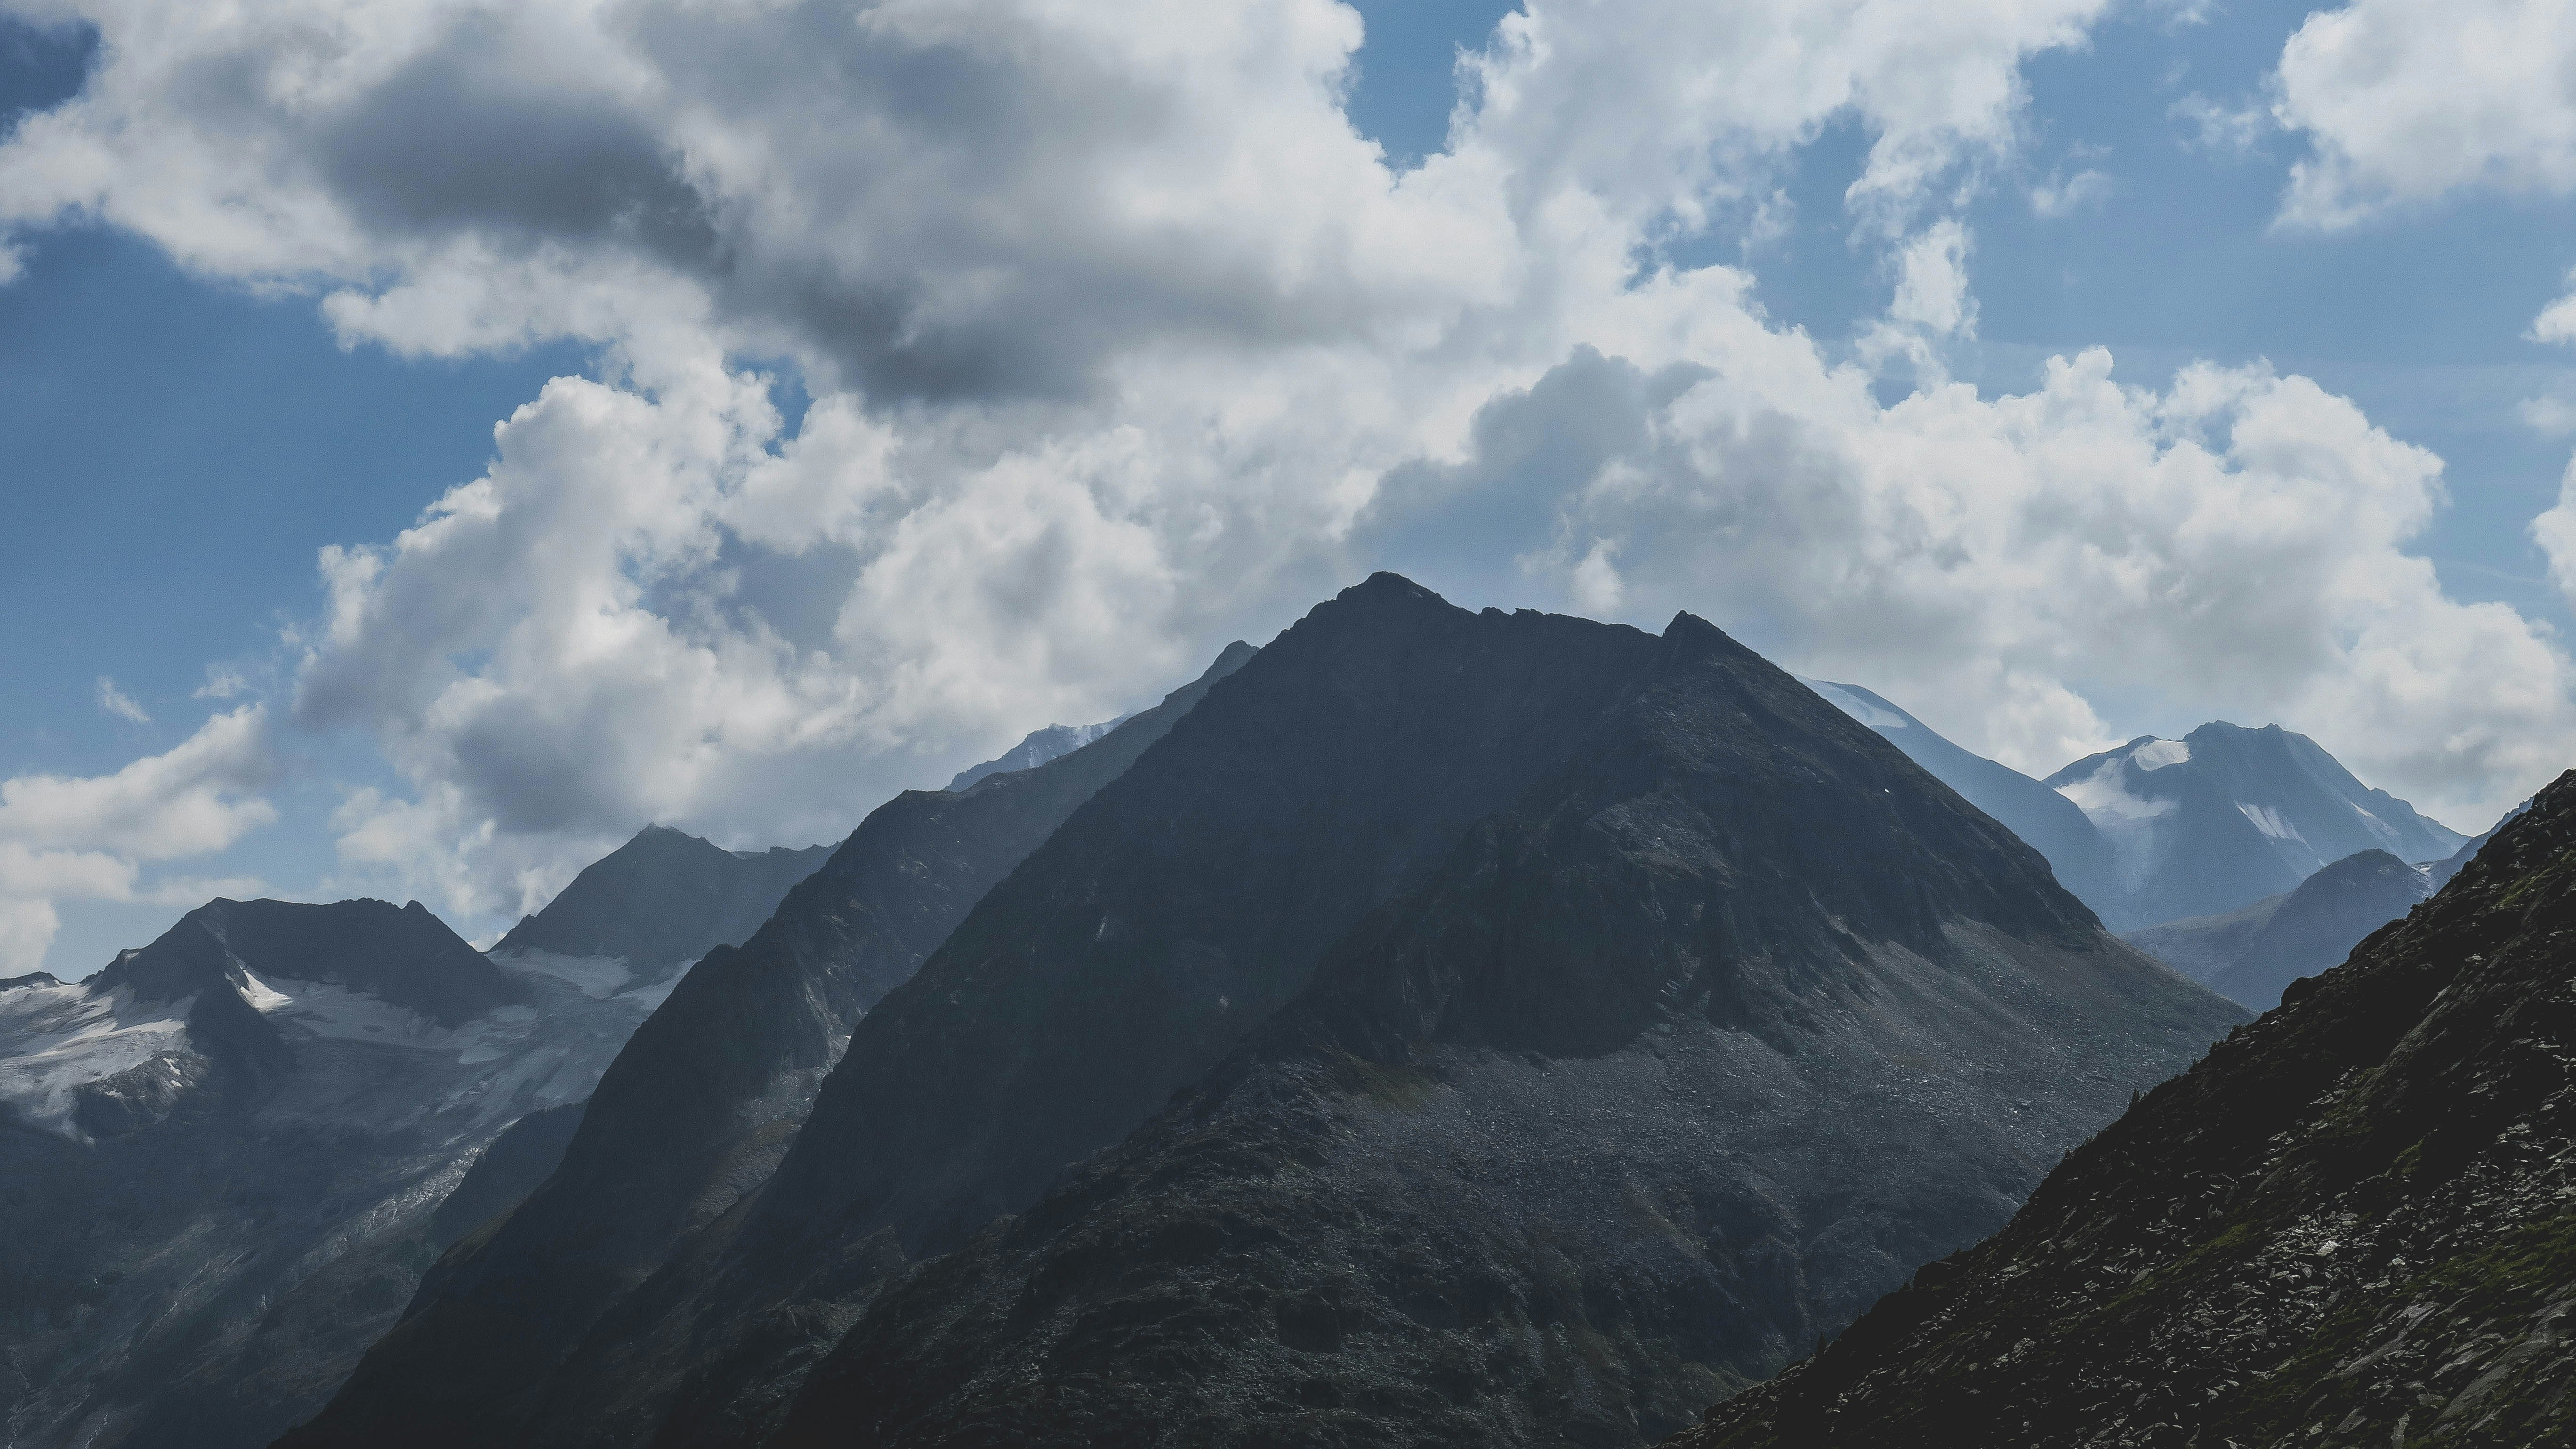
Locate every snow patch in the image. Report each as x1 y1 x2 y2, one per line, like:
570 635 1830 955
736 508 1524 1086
0 984 194 1135
491 948 636 1000
2057 758 2177 821
244 968 467 1046
2237 802 2306 843
2058 757 2176 894
1805 681 1909 732
2131 738 2191 771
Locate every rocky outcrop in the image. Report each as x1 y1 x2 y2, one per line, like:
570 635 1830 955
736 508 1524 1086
1680 773 2576 1449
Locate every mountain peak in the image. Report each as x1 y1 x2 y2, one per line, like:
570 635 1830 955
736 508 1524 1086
492 827 829 975
1324 569 1450 617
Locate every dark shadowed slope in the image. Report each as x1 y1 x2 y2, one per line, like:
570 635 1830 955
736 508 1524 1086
0 901 637 1449
1805 679 2119 915
1682 773 2576 1449
2206 849 2434 1011
772 613 2242 1449
496 578 1690 1449
494 827 831 984
281 643 1255 1449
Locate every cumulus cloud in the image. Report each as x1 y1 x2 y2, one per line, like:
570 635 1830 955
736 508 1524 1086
0 707 276 970
0 0 2563 920
2272 0 2576 228
1361 343 2576 817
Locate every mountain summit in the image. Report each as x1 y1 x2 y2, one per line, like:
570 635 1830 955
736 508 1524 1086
2044 722 2462 929
491 826 830 984
295 574 2242 1449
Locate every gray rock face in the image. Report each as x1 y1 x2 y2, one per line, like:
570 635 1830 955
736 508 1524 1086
2043 723 2463 930
1680 776 2576 1449
494 828 832 985
0 900 657 1449
768 606 2243 1449
282 642 1257 1449
1805 680 2119 915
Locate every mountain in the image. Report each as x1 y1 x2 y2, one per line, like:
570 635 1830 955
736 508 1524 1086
764 602 2244 1449
299 575 2242 1449
2195 850 2433 1010
492 827 831 988
0 899 652 1449
947 716 1130 792
1804 680 2118 913
282 641 1257 1449
1680 771 2576 1449
2043 723 2464 930
2122 848 2440 1010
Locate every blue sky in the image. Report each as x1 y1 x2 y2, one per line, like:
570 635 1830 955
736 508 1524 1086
6 0 2576 974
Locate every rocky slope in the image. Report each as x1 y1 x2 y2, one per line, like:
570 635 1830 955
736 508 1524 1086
2044 724 2463 930
765 610 2243 1449
0 900 649 1449
282 642 1256 1449
1806 679 2119 915
493 827 831 988
1681 771 2576 1449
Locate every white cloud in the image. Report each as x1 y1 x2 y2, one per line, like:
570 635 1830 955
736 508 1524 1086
2520 395 2576 435
193 664 251 700
0 0 2564 918
2170 94 2267 155
2273 0 2576 228
95 677 150 724
1363 344 2574 824
2030 167 2111 217
2532 269 2576 346
0 707 276 970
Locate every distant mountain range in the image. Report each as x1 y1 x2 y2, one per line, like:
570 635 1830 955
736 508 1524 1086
0 824 846 1449
1680 767 2576 1448
287 575 2240 1449
0 899 634 1448
9 578 2548 1449
1808 683 2469 932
